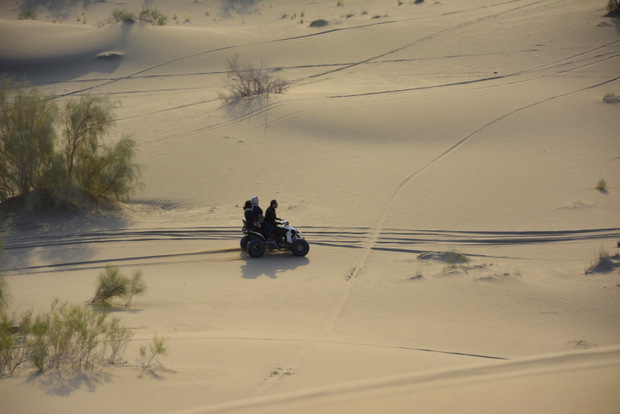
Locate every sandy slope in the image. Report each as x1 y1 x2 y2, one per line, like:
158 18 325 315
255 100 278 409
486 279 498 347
0 0 619 413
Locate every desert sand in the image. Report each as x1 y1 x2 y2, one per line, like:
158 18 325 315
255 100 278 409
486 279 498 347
0 0 619 412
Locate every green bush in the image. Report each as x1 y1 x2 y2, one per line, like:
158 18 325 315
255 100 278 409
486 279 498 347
111 8 136 22
140 334 167 372
597 178 607 191
90 266 146 308
444 249 470 265
0 77 58 209
18 10 37 20
138 7 168 25
0 276 9 313
0 77 141 211
0 311 32 376
0 300 133 375
219 54 289 104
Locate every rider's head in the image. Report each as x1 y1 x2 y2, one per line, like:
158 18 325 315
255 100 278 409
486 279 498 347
270 199 278 208
251 196 259 206
244 200 252 209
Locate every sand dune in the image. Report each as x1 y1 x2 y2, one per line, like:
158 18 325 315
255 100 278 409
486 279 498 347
0 0 619 413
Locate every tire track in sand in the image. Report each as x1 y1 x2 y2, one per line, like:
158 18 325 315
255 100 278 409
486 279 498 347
347 74 620 282
250 73 620 397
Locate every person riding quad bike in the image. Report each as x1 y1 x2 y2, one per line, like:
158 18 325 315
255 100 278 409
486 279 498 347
240 198 309 258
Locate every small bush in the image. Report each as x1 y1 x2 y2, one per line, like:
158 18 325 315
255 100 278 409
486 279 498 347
444 249 470 265
18 10 37 20
0 276 10 313
585 248 609 274
90 266 146 308
140 334 167 372
597 178 607 191
111 8 136 22
0 311 32 376
138 7 168 26
219 54 289 104
1 300 133 375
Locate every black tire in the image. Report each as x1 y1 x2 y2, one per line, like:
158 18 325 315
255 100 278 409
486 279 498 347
240 235 250 250
247 239 267 258
291 239 309 257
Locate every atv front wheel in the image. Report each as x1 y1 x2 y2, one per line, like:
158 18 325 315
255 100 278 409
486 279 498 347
291 239 309 257
240 235 250 250
247 239 267 258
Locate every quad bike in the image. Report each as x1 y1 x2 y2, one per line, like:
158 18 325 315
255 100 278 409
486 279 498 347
241 220 309 258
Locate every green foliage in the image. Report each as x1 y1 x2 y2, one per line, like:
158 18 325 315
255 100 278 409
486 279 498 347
126 270 146 308
0 276 9 313
219 54 289 104
110 7 167 25
63 95 141 203
220 0 258 16
91 266 146 308
140 334 167 371
111 8 136 22
0 311 32 376
0 77 58 208
138 7 168 25
0 77 141 211
0 300 133 375
597 178 607 191
444 249 470 265
607 0 620 15
18 10 37 20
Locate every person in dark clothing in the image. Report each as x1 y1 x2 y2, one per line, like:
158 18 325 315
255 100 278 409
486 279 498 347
250 196 263 230
243 200 255 229
264 199 283 242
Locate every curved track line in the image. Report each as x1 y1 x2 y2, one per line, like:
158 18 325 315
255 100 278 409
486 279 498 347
356 75 620 267
300 0 559 83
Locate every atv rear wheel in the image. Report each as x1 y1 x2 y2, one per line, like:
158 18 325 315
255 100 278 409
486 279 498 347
247 239 267 258
240 235 250 250
291 239 309 257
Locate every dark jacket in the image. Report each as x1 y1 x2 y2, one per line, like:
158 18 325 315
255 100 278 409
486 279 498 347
264 206 279 227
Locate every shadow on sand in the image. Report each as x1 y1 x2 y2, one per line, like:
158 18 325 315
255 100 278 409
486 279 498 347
27 369 112 396
241 252 309 279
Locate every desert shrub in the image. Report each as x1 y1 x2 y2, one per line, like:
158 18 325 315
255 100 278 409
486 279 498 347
126 270 146 308
18 10 37 20
0 78 141 211
138 7 167 25
584 247 619 274
63 95 141 204
140 334 167 372
90 266 146 308
607 0 620 15
0 276 9 313
0 311 32 376
0 77 58 209
444 249 470 265
219 54 289 104
221 0 257 16
597 178 607 191
0 300 133 375
111 8 136 22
